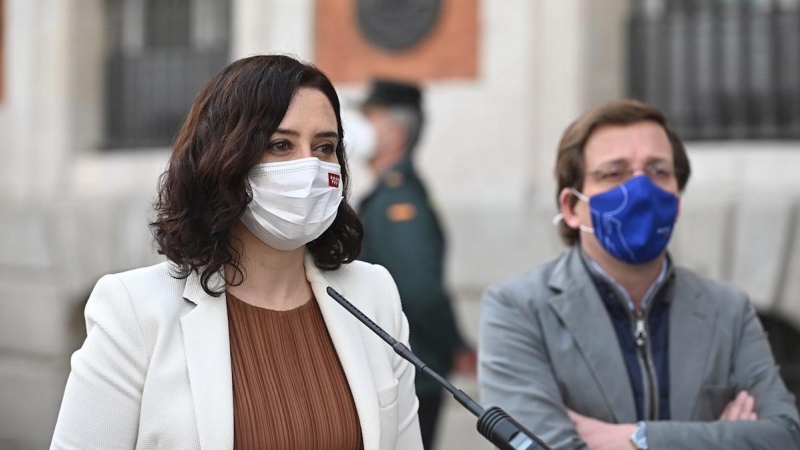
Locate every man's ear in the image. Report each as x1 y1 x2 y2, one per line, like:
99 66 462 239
558 188 581 230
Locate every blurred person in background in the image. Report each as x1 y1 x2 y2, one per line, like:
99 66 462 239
479 100 800 450
352 79 476 450
51 55 423 450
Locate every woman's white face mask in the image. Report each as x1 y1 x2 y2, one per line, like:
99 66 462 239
241 157 343 251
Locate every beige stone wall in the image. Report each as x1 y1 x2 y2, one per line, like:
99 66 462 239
0 197 161 449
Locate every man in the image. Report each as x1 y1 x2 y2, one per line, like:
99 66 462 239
356 79 475 449
478 100 800 449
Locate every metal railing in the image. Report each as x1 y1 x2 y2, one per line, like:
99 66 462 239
105 49 228 149
628 0 800 140
104 0 230 149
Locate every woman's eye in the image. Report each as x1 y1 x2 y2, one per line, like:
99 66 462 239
316 143 336 155
269 141 290 152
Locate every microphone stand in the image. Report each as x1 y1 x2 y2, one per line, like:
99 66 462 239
327 287 552 450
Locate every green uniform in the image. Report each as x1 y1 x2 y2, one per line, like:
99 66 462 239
358 157 464 396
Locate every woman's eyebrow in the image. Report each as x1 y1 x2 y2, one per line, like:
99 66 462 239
272 128 338 139
273 128 299 136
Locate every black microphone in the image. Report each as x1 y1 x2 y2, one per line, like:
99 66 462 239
326 286 552 450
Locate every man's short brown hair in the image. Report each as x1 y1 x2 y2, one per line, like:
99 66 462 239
555 99 691 246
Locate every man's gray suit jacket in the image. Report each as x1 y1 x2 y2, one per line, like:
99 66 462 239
479 247 800 449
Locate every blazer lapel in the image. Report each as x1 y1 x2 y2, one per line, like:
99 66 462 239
669 271 716 420
547 249 638 423
180 271 233 450
305 255 381 450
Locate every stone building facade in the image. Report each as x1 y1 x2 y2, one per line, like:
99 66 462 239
0 1 799 448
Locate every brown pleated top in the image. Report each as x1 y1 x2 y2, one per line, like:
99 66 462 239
226 292 363 450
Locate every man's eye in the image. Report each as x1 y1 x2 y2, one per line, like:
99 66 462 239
603 169 624 181
657 168 673 178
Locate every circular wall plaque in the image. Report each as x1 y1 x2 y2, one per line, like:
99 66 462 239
357 0 442 52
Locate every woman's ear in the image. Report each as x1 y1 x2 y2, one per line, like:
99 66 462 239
558 188 581 230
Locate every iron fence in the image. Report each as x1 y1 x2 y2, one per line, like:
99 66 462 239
629 0 800 140
104 0 230 149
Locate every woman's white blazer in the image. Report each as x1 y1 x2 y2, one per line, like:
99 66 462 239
51 255 423 450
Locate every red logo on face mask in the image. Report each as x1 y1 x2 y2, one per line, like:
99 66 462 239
328 173 340 188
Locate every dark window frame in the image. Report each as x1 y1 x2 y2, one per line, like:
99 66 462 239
628 0 800 140
104 0 231 150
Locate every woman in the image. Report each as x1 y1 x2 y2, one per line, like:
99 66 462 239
51 55 423 450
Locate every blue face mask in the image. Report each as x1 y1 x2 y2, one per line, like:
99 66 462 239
571 175 679 265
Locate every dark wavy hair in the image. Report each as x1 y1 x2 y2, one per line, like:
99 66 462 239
151 55 363 296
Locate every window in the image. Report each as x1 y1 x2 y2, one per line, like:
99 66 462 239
145 0 191 49
0 0 4 103
105 0 230 149
628 0 800 140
